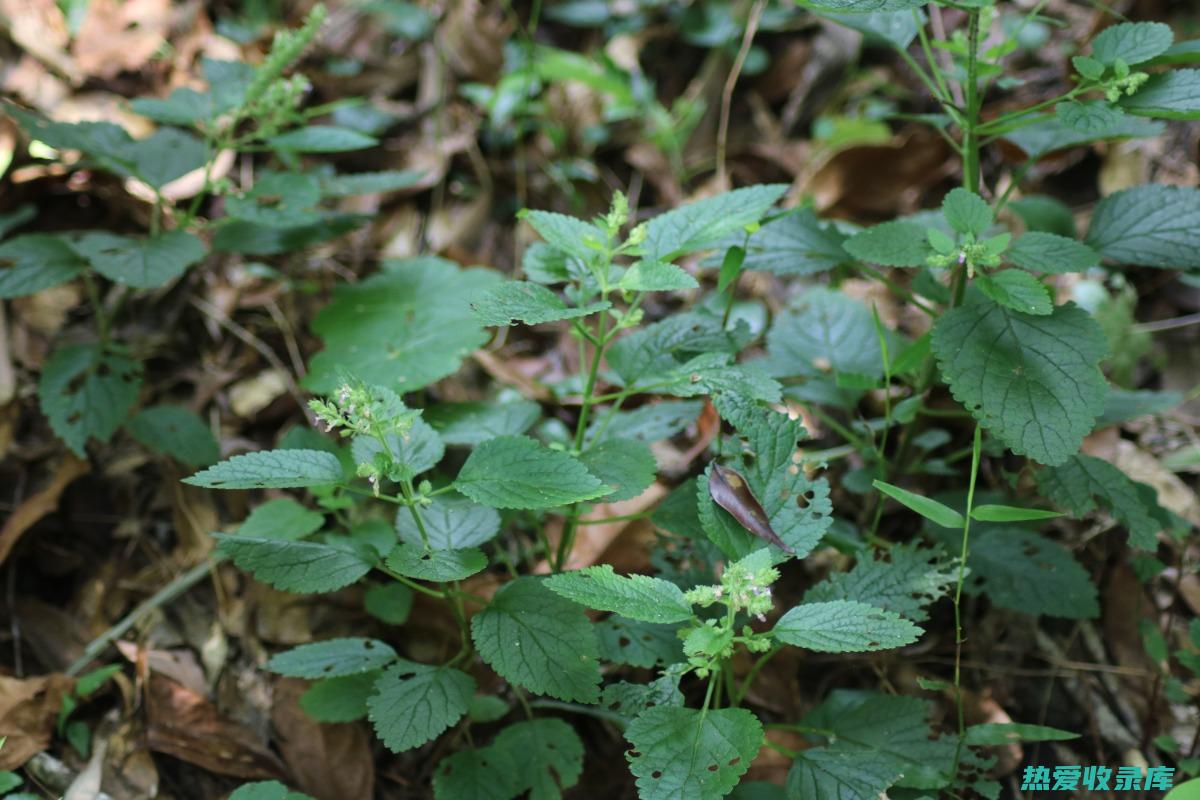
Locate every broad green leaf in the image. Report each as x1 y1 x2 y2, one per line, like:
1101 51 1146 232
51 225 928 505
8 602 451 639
578 437 657 501
625 706 762 800
229 782 314 800
942 188 993 236
803 543 957 623
211 213 366 256
127 405 220 466
126 127 208 188
471 281 609 326
787 747 903 800
641 184 788 262
931 297 1108 466
766 287 896 379
470 577 601 702
267 638 397 678
926 525 1098 618
1055 100 1126 137
350 417 444 480
184 449 343 489
395 494 501 550
819 9 925 50
545 565 692 623
974 269 1052 315
1035 454 1164 549
454 435 607 509
586 399 704 445
1144 39 1200 67
1086 185 1200 268
970 504 1061 522
0 203 35 239
964 723 1079 745
520 210 607 262
773 600 922 652
1098 388 1182 427
699 393 832 560
658 354 782 403
1090 21 1174 66
873 480 964 528
843 221 931 267
131 88 216 125
267 125 378 152
300 672 378 722
319 170 422 197
239 498 323 541
619 259 700 291
717 246 746 293
214 535 374 593
1007 232 1099 274
368 661 474 752
522 242 582 285
38 344 141 457
492 719 585 799
706 208 848 276
225 172 321 227
1003 111 1162 158
602 676 684 717
1009 196 1076 238
1122 70 1200 120
385 542 488 581
607 311 748 386
596 616 684 667
72 231 206 289
800 0 927 11
0 234 86 298
305 257 502 393
425 400 541 445
433 749 516 800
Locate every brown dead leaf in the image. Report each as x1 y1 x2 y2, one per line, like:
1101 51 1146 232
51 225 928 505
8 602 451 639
803 129 952 218
72 0 171 79
271 678 375 800
145 673 286 780
538 483 669 572
0 0 77 84
0 454 89 566
0 673 75 769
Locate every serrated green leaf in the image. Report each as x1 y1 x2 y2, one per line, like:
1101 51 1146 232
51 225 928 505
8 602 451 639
38 344 141 457
595 616 684 667
1090 21 1174 66
942 188 993 236
425 400 541 445
1007 232 1099 274
471 281 609 326
819 8 924 50
586 399 703 445
801 0 926 11
641 185 788 262
268 125 377 152
471 577 601 703
659 353 783 403
268 638 397 678
0 234 86 297
931 297 1108 466
607 311 748 386
786 747 903 800
368 660 474 752
433 749 517 800
578 437 657 501
1002 111 1163 158
1055 101 1126 136
131 88 216 125
214 534 374 593
238 498 323 541
773 600 922 652
545 565 692 623
1122 70 1200 120
601 676 684 717
1035 454 1163 549
305 257 501 393
925 525 1098 618
964 723 1079 745
1086 184 1200 268
184 449 343 489
364 582 413 625
127 405 220 466
873 480 964 528
455 435 606 509
126 127 208 188
319 170 422 197
625 706 762 800
350 417 444 480
1072 55 1105 81
803 543 956 623
619 259 700 291
225 172 321 228
707 208 848 276
765 287 896 379
1144 39 1200 67
521 210 607 262
386 542 488 581
300 672 378 722
970 504 1061 522
974 269 1052 315
492 719 585 800
843 221 931 267
395 494 501 549
72 231 206 289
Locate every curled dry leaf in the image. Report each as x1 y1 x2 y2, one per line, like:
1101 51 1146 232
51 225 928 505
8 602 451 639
271 677 375 800
708 463 795 555
0 673 75 769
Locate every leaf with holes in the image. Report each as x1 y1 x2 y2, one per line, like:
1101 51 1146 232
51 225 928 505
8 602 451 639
471 578 601 703
595 616 684 668
385 543 488 581
184 449 344 489
931 296 1108 466
804 543 957 623
368 661 475 752
471 281 610 326
491 719 585 799
38 344 142 457
267 638 398 678
545 565 693 624
772 601 923 653
625 706 762 800
433 749 517 800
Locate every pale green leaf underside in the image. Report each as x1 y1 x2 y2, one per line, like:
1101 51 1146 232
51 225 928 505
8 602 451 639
545 565 693 624
773 600 923 652
267 638 397 678
184 449 343 489
843 221 930 267
471 280 610 326
1035 454 1163 549
1122 70 1200 120
395 494 501 550
385 542 488 581
931 298 1108 466
803 543 956 623
1090 21 1174 66
455 435 607 509
213 535 374 593
626 706 762 800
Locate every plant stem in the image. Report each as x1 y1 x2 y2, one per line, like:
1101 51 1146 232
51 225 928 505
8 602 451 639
950 425 983 782
961 9 982 196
